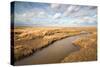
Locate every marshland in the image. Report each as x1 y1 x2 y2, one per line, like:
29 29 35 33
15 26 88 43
12 26 97 65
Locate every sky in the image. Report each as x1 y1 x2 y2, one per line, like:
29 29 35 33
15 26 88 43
12 1 97 27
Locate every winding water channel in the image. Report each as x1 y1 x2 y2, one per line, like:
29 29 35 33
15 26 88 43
15 33 88 65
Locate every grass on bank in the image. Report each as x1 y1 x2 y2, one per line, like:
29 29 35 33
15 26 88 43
61 32 97 62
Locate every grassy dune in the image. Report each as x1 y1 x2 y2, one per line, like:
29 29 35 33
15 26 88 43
13 27 81 61
61 31 97 62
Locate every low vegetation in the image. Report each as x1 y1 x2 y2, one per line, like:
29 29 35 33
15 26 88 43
13 27 81 61
12 26 97 62
61 32 97 62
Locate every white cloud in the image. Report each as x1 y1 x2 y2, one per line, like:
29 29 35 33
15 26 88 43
63 5 78 16
62 5 97 19
51 4 60 9
52 13 62 19
82 17 97 23
93 15 97 18
67 5 75 12
39 11 45 15
15 9 49 23
15 2 97 27
71 16 97 25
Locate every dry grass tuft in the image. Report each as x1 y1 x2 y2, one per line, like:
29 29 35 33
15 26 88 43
61 48 97 62
61 32 97 62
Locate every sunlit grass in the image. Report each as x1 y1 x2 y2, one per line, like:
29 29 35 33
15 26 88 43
13 27 81 61
12 27 97 62
62 32 97 62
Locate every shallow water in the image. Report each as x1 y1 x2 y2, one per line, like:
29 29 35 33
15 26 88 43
15 34 87 65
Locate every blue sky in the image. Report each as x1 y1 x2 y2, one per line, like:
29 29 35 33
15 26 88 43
13 1 97 27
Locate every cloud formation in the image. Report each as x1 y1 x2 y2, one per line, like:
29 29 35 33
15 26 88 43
52 13 61 19
13 2 97 27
